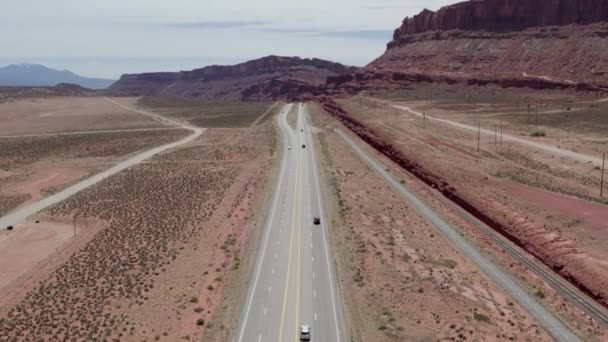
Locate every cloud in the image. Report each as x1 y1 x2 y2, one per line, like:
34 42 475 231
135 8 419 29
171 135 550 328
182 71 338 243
254 26 393 40
141 20 268 30
315 29 394 40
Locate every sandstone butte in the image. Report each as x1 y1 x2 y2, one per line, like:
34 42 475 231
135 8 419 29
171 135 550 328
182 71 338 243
329 0 608 94
108 55 354 100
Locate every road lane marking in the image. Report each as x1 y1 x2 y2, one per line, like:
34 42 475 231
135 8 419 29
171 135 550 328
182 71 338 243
258 333 262 342
313 290 316 298
294 106 304 342
304 104 342 342
264 307 268 316
312 271 315 279
236 104 292 342
278 115 302 342
269 286 272 293
315 313 317 321
272 268 275 275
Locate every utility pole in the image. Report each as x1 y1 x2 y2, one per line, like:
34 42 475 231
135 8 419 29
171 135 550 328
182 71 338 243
395 105 398 123
601 152 606 198
500 120 503 146
423 112 426 129
477 120 481 152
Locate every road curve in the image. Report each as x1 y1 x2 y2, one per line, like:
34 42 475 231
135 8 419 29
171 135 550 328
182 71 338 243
236 103 343 342
0 100 202 229
335 128 581 342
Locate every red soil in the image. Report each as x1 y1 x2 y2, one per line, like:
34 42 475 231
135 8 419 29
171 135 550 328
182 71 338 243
318 97 608 310
503 182 608 235
3 166 87 202
425 135 480 160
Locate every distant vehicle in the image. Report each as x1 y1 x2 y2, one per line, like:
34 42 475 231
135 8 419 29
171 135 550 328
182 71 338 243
288 145 292 150
313 217 320 225
300 325 311 341
301 129 303 132
302 144 306 148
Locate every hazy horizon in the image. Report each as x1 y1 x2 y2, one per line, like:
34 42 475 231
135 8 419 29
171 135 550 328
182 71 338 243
0 0 454 78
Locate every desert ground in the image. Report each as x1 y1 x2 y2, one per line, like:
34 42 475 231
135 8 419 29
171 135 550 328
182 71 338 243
0 96 192 216
0 97 170 135
138 96 277 128
307 102 565 341
0 95 279 341
328 85 608 339
2 88 606 341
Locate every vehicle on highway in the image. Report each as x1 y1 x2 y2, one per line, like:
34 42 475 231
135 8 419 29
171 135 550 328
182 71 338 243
313 217 320 225
288 145 292 150
300 325 311 341
302 144 306 148
301 129 303 132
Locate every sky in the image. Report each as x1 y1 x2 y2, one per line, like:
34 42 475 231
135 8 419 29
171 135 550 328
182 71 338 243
0 0 455 79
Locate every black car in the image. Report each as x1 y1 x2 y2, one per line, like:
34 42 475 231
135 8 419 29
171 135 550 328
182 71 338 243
313 217 320 225
302 144 306 148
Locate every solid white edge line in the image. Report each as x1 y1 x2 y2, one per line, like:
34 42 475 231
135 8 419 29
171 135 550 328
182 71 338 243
236 105 292 342
304 103 342 342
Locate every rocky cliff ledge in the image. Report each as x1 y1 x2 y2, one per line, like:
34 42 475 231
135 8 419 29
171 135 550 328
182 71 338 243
109 56 353 100
391 0 608 39
350 0 608 92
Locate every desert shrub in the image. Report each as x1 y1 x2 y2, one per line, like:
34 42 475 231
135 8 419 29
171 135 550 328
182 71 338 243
530 130 546 137
474 313 490 322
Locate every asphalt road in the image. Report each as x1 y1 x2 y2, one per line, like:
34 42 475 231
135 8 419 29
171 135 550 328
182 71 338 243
236 103 343 342
335 128 581 342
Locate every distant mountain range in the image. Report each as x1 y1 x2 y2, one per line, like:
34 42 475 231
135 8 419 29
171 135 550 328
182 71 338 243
0 64 115 89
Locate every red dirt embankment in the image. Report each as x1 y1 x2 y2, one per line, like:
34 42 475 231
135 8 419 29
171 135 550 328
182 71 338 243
317 97 608 310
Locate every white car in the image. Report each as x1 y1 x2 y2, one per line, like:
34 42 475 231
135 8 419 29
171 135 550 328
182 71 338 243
288 145 292 150
300 325 311 341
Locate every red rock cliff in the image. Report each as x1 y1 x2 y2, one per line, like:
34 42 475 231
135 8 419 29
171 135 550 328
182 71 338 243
357 0 608 91
109 56 353 100
393 0 608 38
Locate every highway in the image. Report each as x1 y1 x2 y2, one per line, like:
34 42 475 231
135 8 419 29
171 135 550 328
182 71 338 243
335 128 581 342
236 103 344 342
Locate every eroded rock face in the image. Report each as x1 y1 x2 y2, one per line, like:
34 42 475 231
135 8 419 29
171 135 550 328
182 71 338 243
392 0 608 37
353 0 608 92
108 56 353 100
